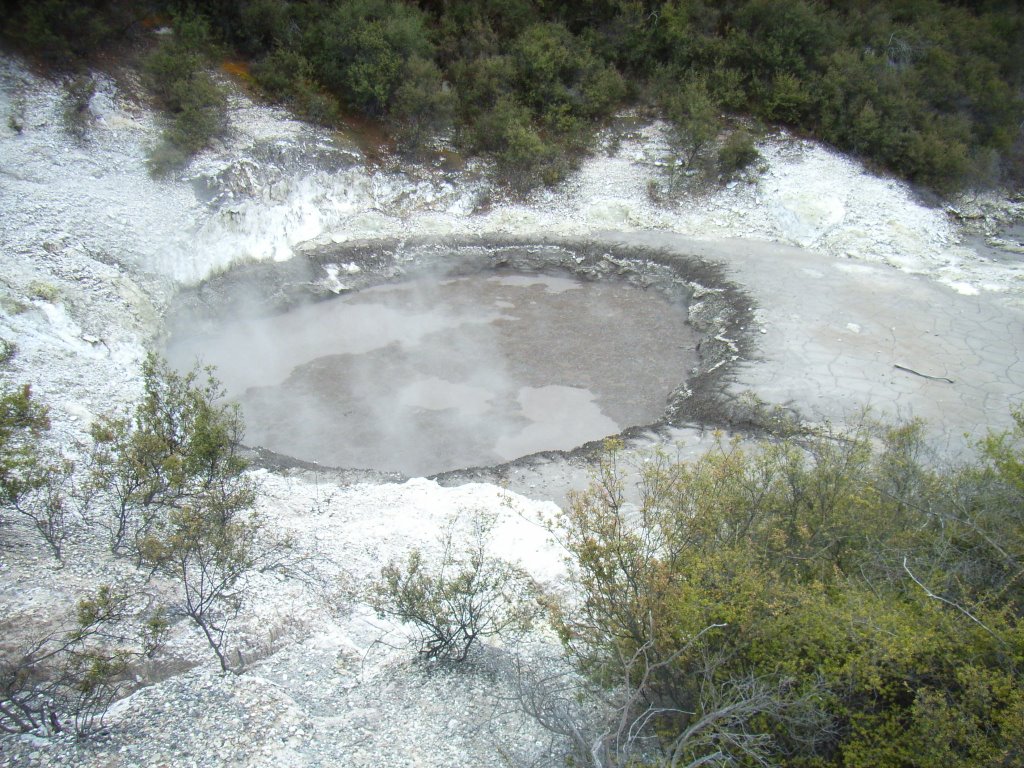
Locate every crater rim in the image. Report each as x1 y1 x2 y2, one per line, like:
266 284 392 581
162 236 757 479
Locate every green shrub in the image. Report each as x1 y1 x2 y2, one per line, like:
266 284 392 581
27 280 59 302
730 0 838 78
142 15 227 172
511 21 624 129
0 339 15 365
302 0 433 115
469 95 566 190
236 0 294 55
142 15 215 106
1 0 115 62
661 76 721 168
371 511 540 662
0 583 167 736
389 56 455 154
166 72 227 152
86 354 280 672
718 129 760 178
451 54 516 123
7 0 1024 193
536 414 1024 767
761 71 817 125
294 86 342 127
0 382 72 558
251 48 312 101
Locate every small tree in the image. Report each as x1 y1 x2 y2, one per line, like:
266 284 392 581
142 14 227 173
0 584 166 736
139 503 265 672
86 353 253 561
389 55 455 155
371 511 540 662
87 354 286 672
717 129 760 179
0 383 73 558
663 77 721 171
0 384 52 515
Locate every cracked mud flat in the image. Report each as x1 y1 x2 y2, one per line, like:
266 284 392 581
1 53 1023 768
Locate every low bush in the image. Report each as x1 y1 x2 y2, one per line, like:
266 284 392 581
534 412 1024 766
142 15 227 173
62 75 96 139
0 338 15 365
0 582 168 736
251 48 311 101
371 511 540 662
388 55 455 154
718 129 760 178
27 281 59 302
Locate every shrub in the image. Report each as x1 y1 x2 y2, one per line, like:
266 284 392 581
1 0 116 63
371 511 540 662
0 339 15 365
251 48 312 101
302 0 433 115
0 383 73 559
730 0 837 79
511 21 625 127
62 75 96 139
27 281 59 302
718 129 760 178
86 354 287 671
535 415 1024 767
86 354 252 558
0 584 166 736
294 86 342 127
388 55 455 154
145 141 190 177
142 14 227 171
451 54 516 123
236 0 294 56
661 76 721 169
761 71 817 125
165 72 228 153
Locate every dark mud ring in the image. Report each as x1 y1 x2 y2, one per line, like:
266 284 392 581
165 236 757 480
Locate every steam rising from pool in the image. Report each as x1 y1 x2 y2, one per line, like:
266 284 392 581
166 270 697 476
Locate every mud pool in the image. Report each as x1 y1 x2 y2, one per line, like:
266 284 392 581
166 270 697 476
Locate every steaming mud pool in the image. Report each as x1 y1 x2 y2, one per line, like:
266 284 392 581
166 264 698 476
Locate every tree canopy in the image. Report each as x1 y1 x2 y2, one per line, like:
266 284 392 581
2 0 1021 191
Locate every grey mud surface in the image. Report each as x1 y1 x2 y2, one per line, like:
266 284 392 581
484 233 1023 505
170 234 1024 507
618 232 1023 444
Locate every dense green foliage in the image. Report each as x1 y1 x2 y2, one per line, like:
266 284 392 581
3 0 1021 190
546 413 1024 766
140 15 228 173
